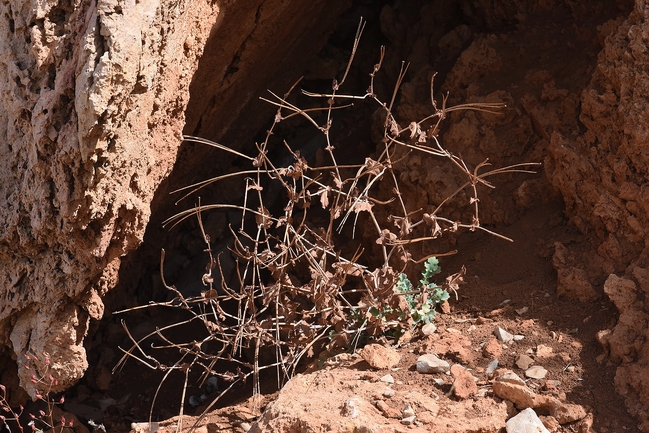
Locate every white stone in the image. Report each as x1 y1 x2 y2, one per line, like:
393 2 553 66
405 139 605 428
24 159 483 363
494 327 514 343
506 408 550 433
421 323 437 335
525 365 548 379
416 354 450 373
401 415 416 425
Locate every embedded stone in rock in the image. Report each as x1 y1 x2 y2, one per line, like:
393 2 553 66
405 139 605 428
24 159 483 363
421 323 437 335
536 344 554 357
341 398 361 418
402 404 415 418
416 354 450 374
400 415 416 425
360 344 401 370
603 274 637 314
506 408 550 433
379 374 395 384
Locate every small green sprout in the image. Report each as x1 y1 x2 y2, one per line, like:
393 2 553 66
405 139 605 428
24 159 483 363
396 257 449 325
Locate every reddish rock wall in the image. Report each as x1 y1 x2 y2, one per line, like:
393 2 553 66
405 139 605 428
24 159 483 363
545 1 649 429
0 0 348 397
0 0 221 396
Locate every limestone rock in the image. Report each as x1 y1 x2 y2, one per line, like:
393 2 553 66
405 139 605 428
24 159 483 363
416 354 450 374
506 408 550 433
494 327 514 343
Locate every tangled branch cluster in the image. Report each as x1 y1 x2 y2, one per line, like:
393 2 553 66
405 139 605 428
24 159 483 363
115 20 537 427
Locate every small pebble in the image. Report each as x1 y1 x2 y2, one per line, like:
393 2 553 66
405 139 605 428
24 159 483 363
239 422 251 432
485 359 499 375
402 404 415 417
494 327 514 343
525 365 548 379
513 334 525 341
416 354 450 374
401 415 416 425
421 323 437 335
515 306 529 315
383 388 395 398
379 374 395 384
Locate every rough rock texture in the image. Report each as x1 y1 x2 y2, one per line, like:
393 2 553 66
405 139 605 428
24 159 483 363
597 274 649 431
0 0 349 397
542 2 649 430
544 1 649 273
0 0 221 396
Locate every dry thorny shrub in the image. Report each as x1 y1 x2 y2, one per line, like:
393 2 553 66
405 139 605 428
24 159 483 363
114 20 538 429
1 353 75 433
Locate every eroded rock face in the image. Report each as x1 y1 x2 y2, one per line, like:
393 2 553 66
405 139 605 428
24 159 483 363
0 0 221 396
543 4 649 429
545 2 649 272
0 0 349 397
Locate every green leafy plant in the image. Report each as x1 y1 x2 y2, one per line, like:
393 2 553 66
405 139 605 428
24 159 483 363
368 257 449 333
399 257 449 324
